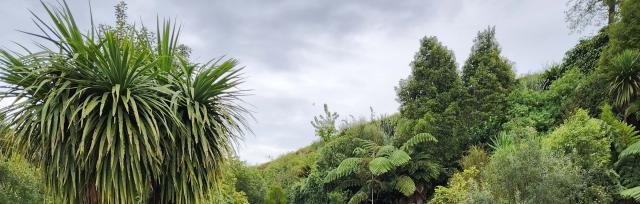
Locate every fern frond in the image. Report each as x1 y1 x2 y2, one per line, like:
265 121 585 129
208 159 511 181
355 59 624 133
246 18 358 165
354 138 376 152
601 104 640 151
335 179 364 190
369 157 394 175
401 133 436 151
325 157 363 183
377 145 396 157
353 147 368 156
621 186 640 202
393 175 416 196
388 150 411 166
620 141 640 159
348 188 369 204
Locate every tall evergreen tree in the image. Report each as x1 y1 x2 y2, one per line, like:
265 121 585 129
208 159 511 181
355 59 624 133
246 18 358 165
396 36 462 120
601 0 640 65
462 26 516 145
395 36 466 188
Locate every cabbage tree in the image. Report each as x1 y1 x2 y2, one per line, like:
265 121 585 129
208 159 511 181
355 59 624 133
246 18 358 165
0 1 248 203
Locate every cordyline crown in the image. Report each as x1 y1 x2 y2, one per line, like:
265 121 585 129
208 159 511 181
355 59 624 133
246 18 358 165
0 1 250 203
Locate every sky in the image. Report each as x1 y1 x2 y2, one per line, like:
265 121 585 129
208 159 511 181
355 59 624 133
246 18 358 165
0 0 598 164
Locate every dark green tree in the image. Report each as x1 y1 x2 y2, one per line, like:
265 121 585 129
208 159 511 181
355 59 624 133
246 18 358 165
396 36 461 120
395 36 464 179
462 26 516 145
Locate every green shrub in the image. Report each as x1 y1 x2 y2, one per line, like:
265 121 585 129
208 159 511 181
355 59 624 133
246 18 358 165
483 137 586 203
0 155 48 203
542 109 619 203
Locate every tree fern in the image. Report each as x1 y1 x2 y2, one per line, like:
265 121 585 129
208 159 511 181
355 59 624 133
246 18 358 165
325 126 437 203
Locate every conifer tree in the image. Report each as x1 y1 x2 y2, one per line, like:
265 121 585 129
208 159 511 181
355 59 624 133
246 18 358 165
396 36 462 120
462 26 516 144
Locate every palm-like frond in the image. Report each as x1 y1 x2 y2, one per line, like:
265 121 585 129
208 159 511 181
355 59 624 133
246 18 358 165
621 186 640 202
606 49 640 108
489 132 513 150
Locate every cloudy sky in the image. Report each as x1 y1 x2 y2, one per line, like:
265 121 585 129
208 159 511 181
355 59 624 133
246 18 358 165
0 0 597 164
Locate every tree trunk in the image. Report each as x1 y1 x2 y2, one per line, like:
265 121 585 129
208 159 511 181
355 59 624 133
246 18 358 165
408 184 425 204
86 182 101 204
148 180 162 204
607 0 617 25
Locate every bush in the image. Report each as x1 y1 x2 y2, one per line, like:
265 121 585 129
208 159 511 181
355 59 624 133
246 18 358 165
430 167 481 204
483 137 586 203
542 109 619 203
0 155 48 203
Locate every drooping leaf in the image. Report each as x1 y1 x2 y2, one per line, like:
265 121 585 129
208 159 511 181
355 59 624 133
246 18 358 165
393 175 416 196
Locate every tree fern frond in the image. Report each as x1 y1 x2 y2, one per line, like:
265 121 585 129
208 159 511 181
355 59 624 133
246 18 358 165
369 157 394 175
621 186 640 202
353 147 367 156
348 188 369 204
376 145 396 157
400 133 436 151
353 138 376 152
620 141 640 159
388 150 410 166
335 179 364 190
393 176 416 196
325 158 363 183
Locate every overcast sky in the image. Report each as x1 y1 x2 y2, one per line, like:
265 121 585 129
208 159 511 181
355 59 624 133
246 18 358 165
0 0 597 164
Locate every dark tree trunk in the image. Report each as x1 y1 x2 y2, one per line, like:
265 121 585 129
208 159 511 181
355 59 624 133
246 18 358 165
86 182 101 204
408 184 425 204
148 180 162 204
607 0 617 25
